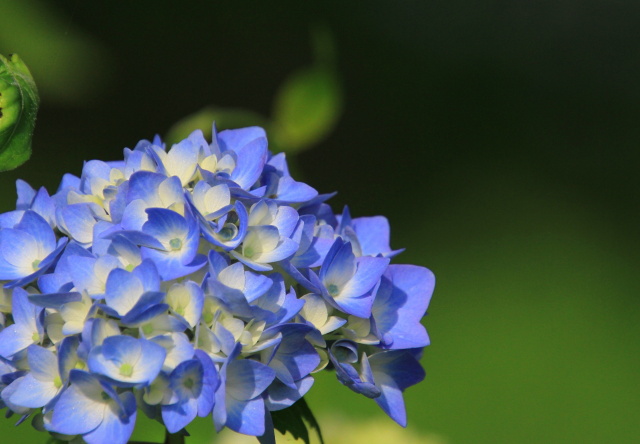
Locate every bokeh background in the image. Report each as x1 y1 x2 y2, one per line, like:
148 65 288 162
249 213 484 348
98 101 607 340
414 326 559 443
1 1 639 443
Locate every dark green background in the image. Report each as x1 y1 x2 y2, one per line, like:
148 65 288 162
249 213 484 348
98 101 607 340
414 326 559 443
1 1 639 442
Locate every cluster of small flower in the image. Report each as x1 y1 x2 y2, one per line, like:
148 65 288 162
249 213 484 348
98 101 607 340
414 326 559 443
0 125 434 443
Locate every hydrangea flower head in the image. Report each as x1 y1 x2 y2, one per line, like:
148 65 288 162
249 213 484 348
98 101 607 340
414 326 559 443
0 124 435 443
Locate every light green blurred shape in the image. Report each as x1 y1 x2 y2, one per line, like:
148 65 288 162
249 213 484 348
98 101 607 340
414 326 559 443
165 107 267 146
271 68 341 153
271 27 341 154
0 0 111 104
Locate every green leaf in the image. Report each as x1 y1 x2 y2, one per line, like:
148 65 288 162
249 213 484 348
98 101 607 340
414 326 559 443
271 66 341 153
271 397 324 444
0 53 39 171
165 107 266 146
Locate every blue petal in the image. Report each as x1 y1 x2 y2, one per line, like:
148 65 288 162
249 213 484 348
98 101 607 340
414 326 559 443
243 271 274 303
121 293 168 326
339 256 389 299
10 287 41 328
58 336 81 380
0 210 23 229
263 324 319 387
88 336 166 387
56 203 97 245
226 359 276 401
105 268 145 316
0 229 37 279
372 265 434 349
228 136 268 190
218 126 266 152
15 179 36 210
143 208 189 247
194 350 218 417
373 378 407 426
127 171 168 204
16 210 56 253
225 396 266 436
161 397 198 433
9 373 58 408
132 259 161 291
5 237 69 288
28 292 82 309
351 216 392 256
272 176 318 204
141 249 207 281
27 344 58 380
49 370 106 435
83 391 137 444
369 350 425 391
319 238 356 287
0 324 36 358
265 376 314 411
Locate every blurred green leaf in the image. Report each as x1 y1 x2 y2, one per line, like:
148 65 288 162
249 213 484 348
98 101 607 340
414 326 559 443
0 1 112 104
165 107 266 145
271 66 341 153
271 398 324 444
0 53 39 171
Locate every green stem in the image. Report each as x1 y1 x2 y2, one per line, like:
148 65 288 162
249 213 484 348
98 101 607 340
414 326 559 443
164 429 186 444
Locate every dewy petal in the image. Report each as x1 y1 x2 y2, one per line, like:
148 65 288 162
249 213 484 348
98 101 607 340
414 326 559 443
9 373 59 408
0 324 37 358
83 391 137 444
50 370 107 435
27 345 59 381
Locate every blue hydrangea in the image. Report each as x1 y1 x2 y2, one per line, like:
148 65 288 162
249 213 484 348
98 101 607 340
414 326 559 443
0 124 435 443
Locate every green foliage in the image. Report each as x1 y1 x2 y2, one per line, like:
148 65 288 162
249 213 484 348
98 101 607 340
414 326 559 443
271 398 324 444
0 53 39 171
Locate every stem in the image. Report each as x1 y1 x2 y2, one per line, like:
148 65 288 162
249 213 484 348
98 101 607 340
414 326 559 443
164 429 186 444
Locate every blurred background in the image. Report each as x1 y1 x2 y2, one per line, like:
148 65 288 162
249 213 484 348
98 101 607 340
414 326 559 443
1 1 639 442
